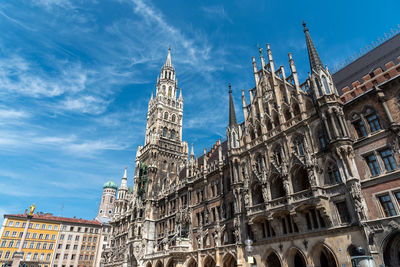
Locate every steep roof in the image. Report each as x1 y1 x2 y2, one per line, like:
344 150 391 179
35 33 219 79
333 33 400 94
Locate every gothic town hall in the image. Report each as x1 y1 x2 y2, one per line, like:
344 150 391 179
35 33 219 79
101 23 400 267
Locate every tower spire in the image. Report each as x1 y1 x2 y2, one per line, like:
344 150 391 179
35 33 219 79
228 83 237 127
164 46 172 68
190 143 195 163
303 21 323 71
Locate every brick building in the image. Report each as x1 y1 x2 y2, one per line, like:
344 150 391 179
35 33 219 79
335 37 400 266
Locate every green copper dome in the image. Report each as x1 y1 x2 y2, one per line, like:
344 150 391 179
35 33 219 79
128 186 134 194
103 180 118 190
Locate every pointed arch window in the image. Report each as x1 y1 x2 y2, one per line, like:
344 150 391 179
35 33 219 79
163 161 167 170
284 108 291 121
273 146 282 166
163 127 168 137
318 130 327 149
322 76 330 94
162 85 166 95
170 130 175 140
315 78 323 96
232 132 237 148
327 163 341 184
293 136 305 156
171 114 176 122
273 113 280 127
164 112 168 120
168 86 172 97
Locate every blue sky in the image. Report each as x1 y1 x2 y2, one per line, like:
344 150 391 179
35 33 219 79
0 0 399 223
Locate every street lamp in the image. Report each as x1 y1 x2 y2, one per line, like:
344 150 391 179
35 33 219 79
245 239 256 267
350 246 377 267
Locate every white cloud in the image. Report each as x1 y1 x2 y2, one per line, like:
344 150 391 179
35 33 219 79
0 55 87 98
0 108 30 120
61 95 110 115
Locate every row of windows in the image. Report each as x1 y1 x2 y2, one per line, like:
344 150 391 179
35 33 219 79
0 250 52 261
3 231 23 238
163 112 177 122
60 226 98 234
378 190 400 217
364 148 397 176
24 232 56 240
0 240 55 250
351 109 382 139
56 243 96 251
162 127 177 140
54 253 94 261
6 221 58 231
60 234 97 242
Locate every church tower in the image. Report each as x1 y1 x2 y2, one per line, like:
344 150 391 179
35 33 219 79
96 180 117 220
130 48 189 257
304 22 368 223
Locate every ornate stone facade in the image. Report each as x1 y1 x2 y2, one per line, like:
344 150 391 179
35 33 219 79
103 25 400 267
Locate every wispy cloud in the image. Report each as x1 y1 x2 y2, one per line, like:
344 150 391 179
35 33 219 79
34 0 74 10
0 55 87 98
202 5 233 24
0 107 30 121
61 95 110 115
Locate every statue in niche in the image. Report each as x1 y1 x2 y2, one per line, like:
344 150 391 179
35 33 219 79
349 181 367 221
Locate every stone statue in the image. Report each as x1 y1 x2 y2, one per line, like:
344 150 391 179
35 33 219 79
283 177 290 196
244 191 250 206
349 181 367 221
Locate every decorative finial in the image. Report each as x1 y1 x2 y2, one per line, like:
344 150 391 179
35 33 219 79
303 21 308 32
257 44 263 57
123 167 128 178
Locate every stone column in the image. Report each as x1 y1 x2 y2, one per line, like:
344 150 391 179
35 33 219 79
12 215 32 267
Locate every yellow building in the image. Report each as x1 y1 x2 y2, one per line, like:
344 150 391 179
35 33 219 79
0 213 60 267
0 212 103 267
